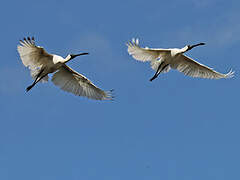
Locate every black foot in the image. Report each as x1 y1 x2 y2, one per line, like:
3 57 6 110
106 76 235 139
26 85 34 92
149 76 157 81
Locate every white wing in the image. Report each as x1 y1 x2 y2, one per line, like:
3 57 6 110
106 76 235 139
17 37 52 70
126 38 170 62
52 65 113 100
171 54 234 79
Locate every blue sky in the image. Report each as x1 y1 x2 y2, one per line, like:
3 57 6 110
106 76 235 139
0 0 240 179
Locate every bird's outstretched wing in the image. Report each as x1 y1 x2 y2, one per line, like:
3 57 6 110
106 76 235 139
52 65 113 100
17 37 52 70
126 38 170 62
171 54 234 79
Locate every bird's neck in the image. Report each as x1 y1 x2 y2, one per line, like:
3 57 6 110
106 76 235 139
63 54 72 63
171 47 188 56
180 46 189 53
53 55 66 64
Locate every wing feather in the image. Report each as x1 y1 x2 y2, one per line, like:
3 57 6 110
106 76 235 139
171 54 234 79
126 38 170 62
52 65 112 100
17 37 52 70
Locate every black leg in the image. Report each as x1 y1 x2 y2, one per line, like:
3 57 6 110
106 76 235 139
26 75 47 92
160 64 169 73
150 64 169 82
26 69 44 92
150 62 163 81
149 74 159 81
26 84 35 92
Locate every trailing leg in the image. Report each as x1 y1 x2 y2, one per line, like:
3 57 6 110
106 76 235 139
26 68 45 92
150 62 163 81
150 63 169 81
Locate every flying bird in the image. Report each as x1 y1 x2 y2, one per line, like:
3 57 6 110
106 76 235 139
17 37 113 100
127 38 234 81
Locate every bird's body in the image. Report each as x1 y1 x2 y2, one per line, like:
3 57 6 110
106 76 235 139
127 38 234 81
17 37 112 100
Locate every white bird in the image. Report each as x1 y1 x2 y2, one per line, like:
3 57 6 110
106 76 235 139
127 38 234 81
17 37 113 100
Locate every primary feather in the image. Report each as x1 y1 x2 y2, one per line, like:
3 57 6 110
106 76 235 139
52 65 112 100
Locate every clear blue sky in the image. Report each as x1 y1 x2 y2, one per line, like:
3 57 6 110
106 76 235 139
0 0 239 179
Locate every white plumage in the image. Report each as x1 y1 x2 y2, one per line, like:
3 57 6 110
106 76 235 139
17 37 112 100
127 38 234 81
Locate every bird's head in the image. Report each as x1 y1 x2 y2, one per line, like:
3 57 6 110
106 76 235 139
69 53 89 60
65 52 89 63
187 43 205 51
